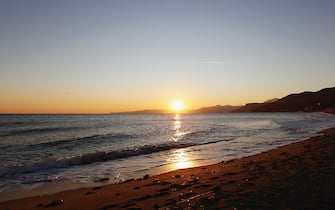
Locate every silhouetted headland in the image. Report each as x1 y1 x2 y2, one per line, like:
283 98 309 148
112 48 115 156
234 87 335 114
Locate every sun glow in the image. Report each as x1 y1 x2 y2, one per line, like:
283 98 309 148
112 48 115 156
170 100 185 113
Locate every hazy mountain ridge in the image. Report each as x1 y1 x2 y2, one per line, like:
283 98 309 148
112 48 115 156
113 87 335 114
113 105 242 114
114 109 170 114
188 105 242 114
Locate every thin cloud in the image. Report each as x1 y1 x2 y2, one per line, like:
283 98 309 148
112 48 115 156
200 61 225 64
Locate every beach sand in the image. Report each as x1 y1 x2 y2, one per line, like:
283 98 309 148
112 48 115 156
1 127 334 210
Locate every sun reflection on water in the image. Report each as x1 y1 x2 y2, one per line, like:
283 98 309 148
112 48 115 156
174 114 181 130
170 114 185 142
168 148 194 170
167 114 195 170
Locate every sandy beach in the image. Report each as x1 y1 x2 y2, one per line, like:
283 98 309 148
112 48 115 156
1 127 334 210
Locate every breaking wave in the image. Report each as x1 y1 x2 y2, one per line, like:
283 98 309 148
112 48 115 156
0 133 233 177
0 142 199 177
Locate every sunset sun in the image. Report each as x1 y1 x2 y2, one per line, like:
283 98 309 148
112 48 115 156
171 100 185 113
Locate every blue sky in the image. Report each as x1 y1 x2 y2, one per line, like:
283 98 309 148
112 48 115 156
1 0 335 113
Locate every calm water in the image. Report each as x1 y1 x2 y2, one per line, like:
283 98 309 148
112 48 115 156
1 113 335 201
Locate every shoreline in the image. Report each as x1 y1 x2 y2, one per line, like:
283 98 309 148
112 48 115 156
1 127 335 209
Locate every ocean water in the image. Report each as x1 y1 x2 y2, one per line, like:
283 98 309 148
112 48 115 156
1 113 335 201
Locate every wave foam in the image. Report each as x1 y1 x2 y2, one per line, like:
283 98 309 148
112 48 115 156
0 142 197 177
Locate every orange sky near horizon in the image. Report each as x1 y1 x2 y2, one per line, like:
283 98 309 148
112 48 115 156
0 92 215 114
0 84 270 114
0 87 314 114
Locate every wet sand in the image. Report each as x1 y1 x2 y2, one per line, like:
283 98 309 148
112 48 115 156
1 127 335 210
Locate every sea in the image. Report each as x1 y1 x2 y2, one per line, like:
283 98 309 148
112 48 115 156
1 113 335 201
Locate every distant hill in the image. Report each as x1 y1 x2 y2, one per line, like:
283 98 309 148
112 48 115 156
113 105 241 114
189 105 242 114
234 87 335 114
113 109 170 114
263 98 279 103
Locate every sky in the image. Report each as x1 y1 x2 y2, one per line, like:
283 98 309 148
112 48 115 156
1 0 335 113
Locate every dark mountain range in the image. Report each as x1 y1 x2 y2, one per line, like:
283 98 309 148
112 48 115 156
234 87 335 114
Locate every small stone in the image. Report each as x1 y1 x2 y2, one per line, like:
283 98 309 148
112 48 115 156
36 203 44 207
280 152 288 156
190 177 199 183
154 203 160 210
45 199 64 207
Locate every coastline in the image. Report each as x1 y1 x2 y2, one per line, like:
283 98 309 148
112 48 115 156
1 127 334 209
